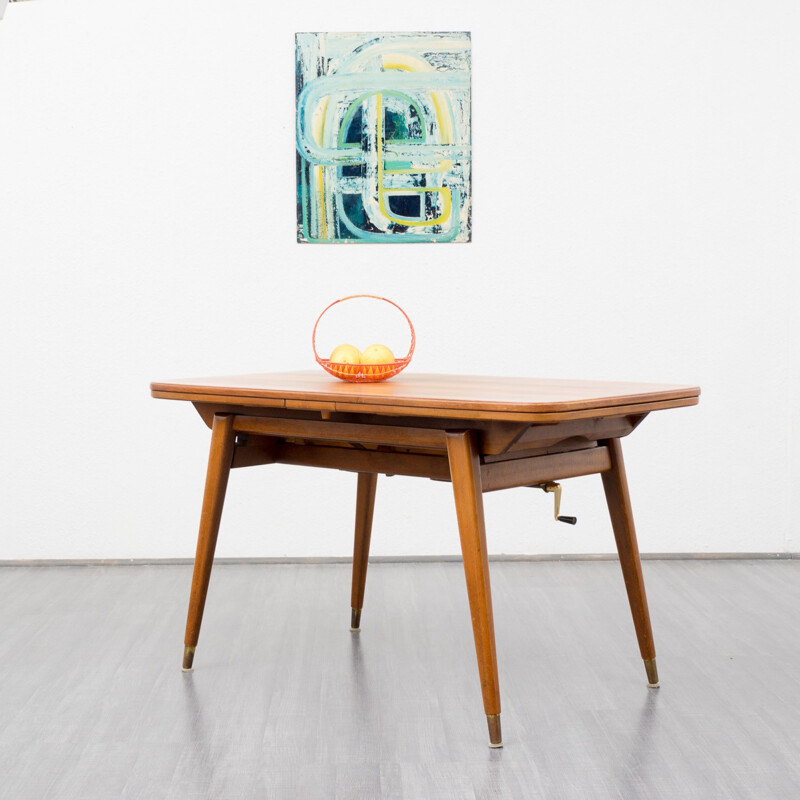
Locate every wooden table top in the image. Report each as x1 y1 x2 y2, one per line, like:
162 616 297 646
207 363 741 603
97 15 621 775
151 371 700 423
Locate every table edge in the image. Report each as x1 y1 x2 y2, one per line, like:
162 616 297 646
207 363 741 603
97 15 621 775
150 385 700 423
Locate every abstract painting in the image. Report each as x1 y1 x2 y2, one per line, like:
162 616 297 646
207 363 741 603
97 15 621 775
296 31 471 243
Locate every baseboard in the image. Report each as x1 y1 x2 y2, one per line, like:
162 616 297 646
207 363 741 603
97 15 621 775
0 552 797 567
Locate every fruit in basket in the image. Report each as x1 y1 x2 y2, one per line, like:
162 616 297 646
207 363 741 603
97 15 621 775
330 344 362 364
361 344 395 365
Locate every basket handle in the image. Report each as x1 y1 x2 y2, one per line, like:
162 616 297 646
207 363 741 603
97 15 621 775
312 295 416 361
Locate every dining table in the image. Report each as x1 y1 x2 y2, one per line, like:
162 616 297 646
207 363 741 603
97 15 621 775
150 370 700 747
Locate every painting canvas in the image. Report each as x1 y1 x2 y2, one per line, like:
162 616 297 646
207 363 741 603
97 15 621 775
296 31 471 243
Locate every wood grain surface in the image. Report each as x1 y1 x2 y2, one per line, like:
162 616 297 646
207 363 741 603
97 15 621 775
183 414 235 665
151 371 700 421
446 430 502 743
350 472 378 627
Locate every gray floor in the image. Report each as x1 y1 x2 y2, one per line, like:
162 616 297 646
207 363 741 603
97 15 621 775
1 560 799 799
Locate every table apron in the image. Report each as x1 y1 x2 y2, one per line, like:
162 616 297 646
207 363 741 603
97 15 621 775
480 445 611 491
271 442 452 481
229 427 611 492
232 414 448 450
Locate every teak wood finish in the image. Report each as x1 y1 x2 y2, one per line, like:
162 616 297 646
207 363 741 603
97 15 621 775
152 371 699 747
350 472 377 632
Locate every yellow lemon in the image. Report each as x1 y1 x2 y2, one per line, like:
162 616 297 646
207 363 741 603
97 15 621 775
361 344 395 365
329 344 362 364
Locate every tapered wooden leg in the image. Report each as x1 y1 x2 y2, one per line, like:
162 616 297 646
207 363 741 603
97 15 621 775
601 437 660 687
446 430 503 747
350 472 378 631
182 413 236 671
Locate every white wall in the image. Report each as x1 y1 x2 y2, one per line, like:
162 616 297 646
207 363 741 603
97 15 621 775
1 0 797 560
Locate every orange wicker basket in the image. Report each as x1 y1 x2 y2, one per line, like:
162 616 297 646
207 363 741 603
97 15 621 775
312 295 415 382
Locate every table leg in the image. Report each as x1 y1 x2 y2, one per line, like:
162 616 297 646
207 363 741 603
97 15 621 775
182 413 236 671
446 430 503 748
350 472 378 631
600 437 660 688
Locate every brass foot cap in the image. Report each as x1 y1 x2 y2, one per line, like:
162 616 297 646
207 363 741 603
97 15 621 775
182 646 196 671
486 714 502 748
647 681 660 689
644 657 659 687
350 608 362 632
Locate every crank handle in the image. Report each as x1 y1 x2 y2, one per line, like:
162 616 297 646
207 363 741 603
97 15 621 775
539 482 578 525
